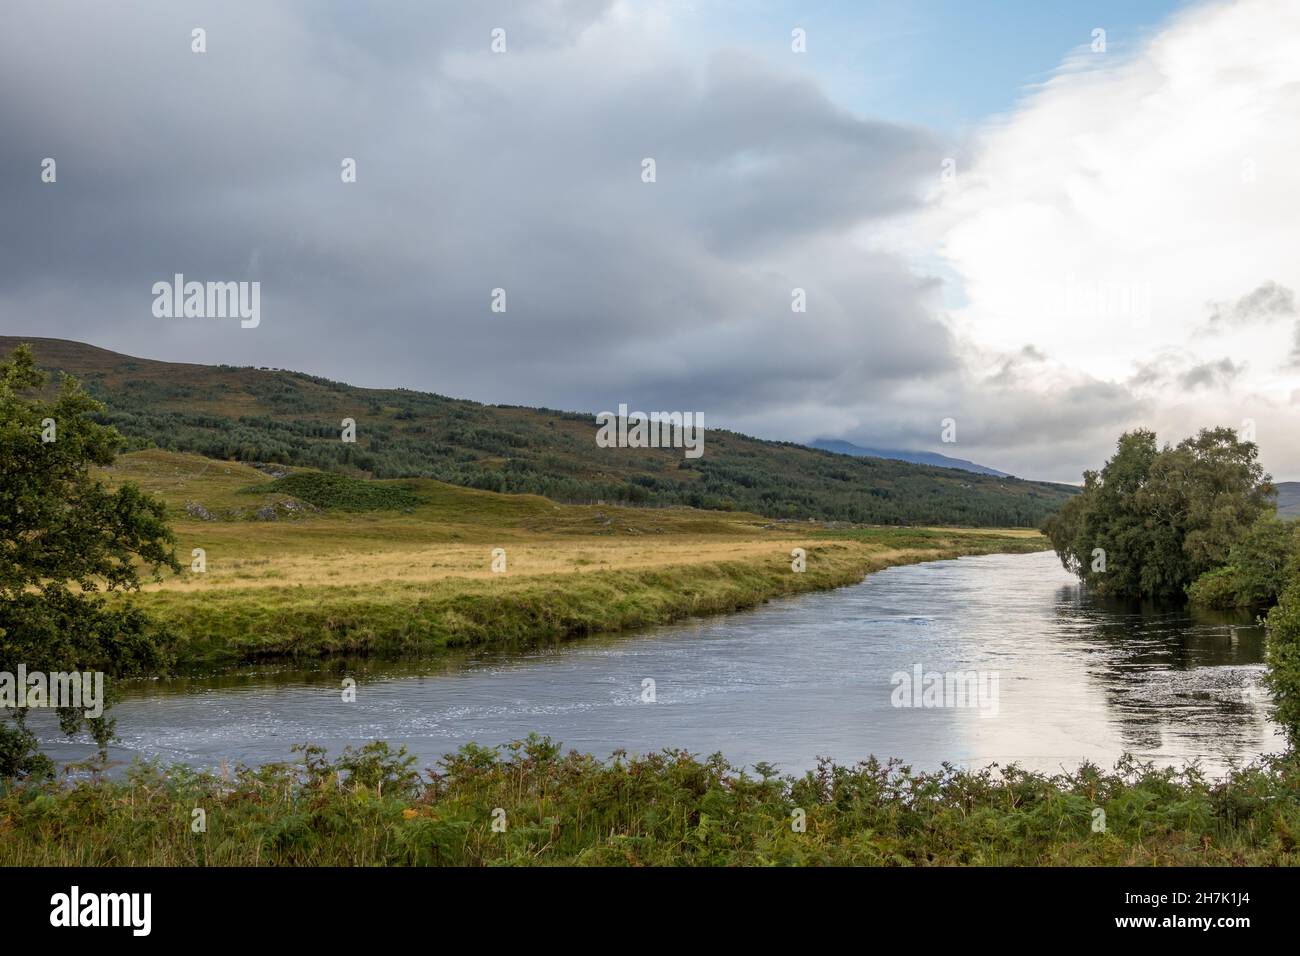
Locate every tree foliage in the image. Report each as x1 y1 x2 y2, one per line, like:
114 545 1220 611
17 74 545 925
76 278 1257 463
1267 580 1300 751
1187 515 1299 609
1 344 178 778
1043 428 1274 600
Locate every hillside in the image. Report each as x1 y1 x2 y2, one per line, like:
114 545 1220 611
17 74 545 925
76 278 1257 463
2 336 1075 527
810 438 1011 477
1277 481 1300 518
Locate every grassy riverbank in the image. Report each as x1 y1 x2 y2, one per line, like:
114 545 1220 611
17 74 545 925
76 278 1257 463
103 450 1046 669
3 738 1297 866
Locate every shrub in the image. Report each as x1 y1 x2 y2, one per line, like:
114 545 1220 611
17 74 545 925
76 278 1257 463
256 471 423 511
1189 516 1298 608
1266 580 1300 749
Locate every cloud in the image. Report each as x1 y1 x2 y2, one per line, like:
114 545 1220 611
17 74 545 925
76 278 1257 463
1179 358 1245 391
930 0 1300 479
1203 280 1300 366
3 0 1296 484
986 344 1049 385
1206 280 1297 327
0 0 963 458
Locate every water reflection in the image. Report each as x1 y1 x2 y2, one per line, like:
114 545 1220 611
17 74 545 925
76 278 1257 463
1048 581 1272 762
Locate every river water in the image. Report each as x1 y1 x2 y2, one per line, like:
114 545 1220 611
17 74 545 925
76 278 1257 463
39 550 1284 776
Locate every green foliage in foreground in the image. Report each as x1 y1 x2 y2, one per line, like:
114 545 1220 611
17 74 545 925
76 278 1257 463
254 471 423 512
3 737 1299 866
1044 428 1273 600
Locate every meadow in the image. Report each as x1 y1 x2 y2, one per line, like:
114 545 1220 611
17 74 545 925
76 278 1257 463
102 450 1047 670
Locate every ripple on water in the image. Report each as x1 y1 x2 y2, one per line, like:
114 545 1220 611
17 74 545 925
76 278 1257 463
37 551 1287 776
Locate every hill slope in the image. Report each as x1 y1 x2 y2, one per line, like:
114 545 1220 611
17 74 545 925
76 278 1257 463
810 438 1011 477
1277 481 1300 518
2 336 1075 527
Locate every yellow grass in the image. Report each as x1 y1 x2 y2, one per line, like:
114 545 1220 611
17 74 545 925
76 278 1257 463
97 450 1049 666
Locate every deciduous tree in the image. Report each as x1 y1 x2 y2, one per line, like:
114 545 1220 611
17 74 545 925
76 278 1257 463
1 344 177 778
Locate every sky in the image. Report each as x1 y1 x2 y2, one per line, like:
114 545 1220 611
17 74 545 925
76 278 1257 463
2 0 1297 483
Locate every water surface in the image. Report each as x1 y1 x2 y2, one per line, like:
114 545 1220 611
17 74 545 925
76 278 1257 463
39 550 1282 776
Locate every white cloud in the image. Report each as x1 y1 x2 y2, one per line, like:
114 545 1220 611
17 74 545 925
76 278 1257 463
3 0 1296 484
929 0 1300 479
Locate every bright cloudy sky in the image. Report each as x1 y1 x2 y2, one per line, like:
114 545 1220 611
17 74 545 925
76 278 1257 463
2 0 1297 482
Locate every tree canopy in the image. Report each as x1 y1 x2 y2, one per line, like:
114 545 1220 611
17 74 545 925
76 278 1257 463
1 344 177 778
1043 427 1274 600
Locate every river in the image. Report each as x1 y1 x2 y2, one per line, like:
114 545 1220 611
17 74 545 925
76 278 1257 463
39 550 1284 777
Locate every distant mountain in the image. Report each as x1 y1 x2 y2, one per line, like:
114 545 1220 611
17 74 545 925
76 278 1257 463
811 439 1012 478
1277 481 1300 518
0 336 1077 527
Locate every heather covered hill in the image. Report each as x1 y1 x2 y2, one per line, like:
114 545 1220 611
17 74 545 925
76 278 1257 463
1 336 1075 527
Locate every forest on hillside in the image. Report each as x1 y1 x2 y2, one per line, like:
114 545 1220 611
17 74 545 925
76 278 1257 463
6 339 1075 527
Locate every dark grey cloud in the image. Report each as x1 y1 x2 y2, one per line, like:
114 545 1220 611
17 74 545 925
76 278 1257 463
1203 280 1300 366
1129 350 1250 392
1179 357 1244 391
827 369 1150 482
0 0 955 424
1128 347 1251 395
986 344 1048 385
0 0 1149 481
1127 360 1166 388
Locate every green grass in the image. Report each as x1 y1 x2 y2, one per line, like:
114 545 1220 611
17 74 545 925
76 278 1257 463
3 738 1298 866
92 450 1048 672
132 528 1046 669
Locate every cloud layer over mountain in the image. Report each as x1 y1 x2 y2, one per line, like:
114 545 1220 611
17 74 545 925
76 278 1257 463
2 0 1296 482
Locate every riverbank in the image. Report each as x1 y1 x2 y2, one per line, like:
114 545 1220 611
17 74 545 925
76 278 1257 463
140 527 1046 668
107 451 1047 670
4 737 1297 866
